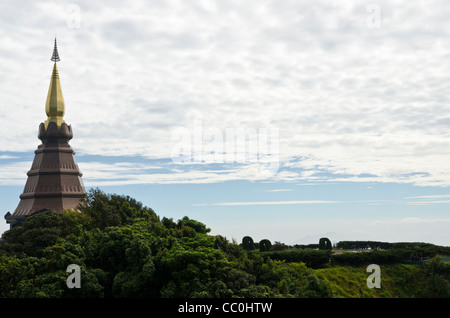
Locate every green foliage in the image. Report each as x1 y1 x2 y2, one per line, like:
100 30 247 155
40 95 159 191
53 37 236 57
0 189 333 298
420 256 450 297
271 241 291 251
80 188 159 230
335 240 450 254
294 243 320 249
0 253 41 297
177 216 210 234
1 211 64 257
331 250 403 266
261 249 331 268
1 190 448 298
330 247 448 266
315 263 448 298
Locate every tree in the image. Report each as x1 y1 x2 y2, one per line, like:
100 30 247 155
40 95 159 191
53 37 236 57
0 189 340 298
0 211 63 257
177 216 210 234
112 240 156 297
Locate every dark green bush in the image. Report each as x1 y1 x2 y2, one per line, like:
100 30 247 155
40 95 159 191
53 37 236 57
319 238 332 250
259 239 272 252
242 236 254 250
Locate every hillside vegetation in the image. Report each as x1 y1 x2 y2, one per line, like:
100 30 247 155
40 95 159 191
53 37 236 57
1 189 449 298
315 263 445 298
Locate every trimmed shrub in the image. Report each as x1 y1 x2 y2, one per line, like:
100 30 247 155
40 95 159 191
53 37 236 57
319 238 332 250
242 236 254 250
259 239 272 252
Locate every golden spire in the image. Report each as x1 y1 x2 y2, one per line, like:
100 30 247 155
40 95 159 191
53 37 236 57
44 38 65 130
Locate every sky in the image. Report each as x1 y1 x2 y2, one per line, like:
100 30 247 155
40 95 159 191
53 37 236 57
1 0 450 246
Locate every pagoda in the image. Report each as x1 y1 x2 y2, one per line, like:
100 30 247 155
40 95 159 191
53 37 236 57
5 39 86 228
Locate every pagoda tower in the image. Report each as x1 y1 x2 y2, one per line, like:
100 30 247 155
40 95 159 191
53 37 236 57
5 39 86 228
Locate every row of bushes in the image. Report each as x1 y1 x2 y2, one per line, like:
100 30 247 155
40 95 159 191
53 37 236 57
241 236 332 252
260 249 404 268
246 237 450 268
261 249 332 268
259 248 429 268
260 247 450 268
331 250 403 266
336 240 450 251
331 246 450 266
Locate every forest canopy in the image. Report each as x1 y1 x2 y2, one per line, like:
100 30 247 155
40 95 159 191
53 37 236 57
0 188 332 298
1 188 449 298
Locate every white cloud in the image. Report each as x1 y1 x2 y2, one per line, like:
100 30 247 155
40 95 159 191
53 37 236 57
0 162 30 186
398 217 443 224
407 200 450 205
79 160 289 186
1 0 450 187
404 194 450 205
213 200 340 206
406 194 450 199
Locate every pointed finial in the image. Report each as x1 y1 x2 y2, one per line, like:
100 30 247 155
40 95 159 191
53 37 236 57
45 38 65 130
51 38 60 62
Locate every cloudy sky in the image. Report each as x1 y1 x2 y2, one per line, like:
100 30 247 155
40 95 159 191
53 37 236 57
1 0 450 245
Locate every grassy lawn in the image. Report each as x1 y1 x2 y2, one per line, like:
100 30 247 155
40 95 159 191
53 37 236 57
314 264 426 298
